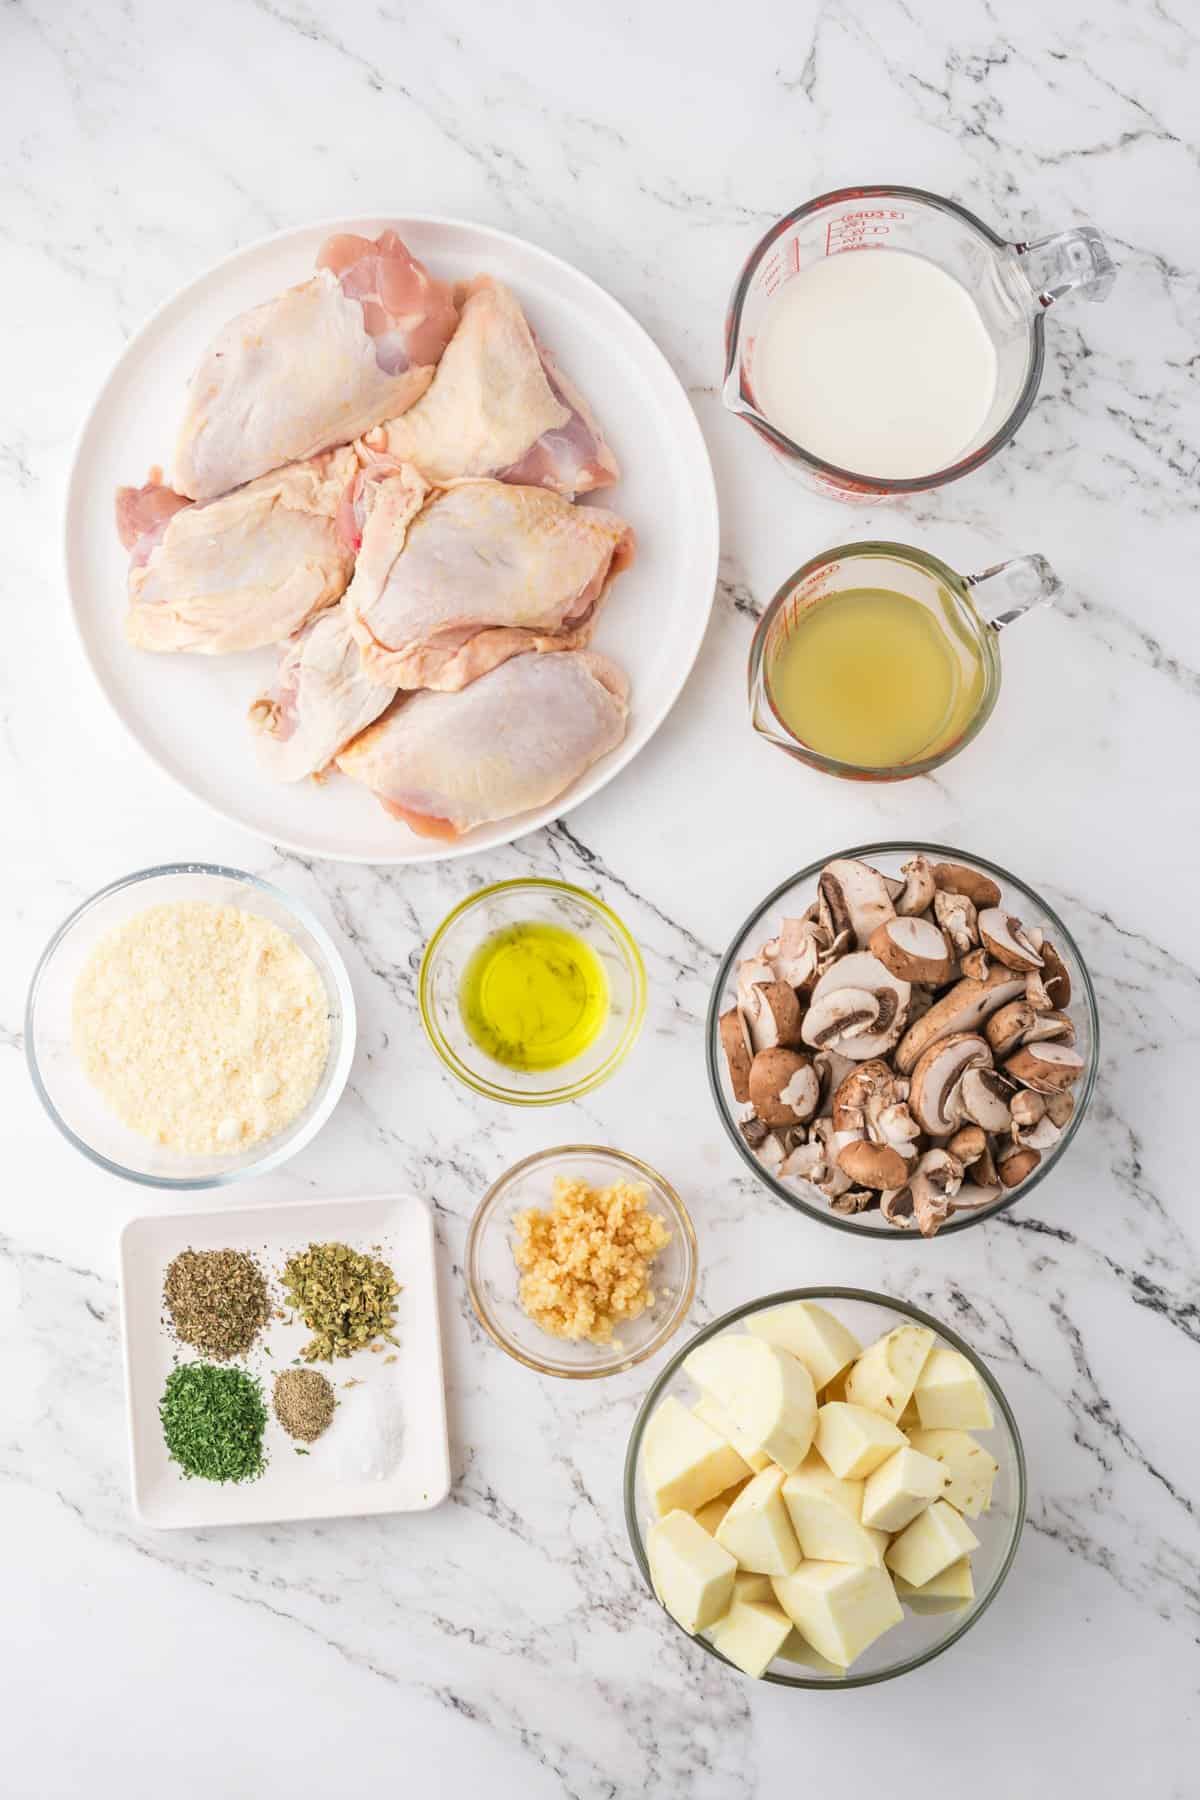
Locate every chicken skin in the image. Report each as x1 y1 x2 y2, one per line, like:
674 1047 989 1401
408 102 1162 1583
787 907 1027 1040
173 229 458 501
249 605 394 782
116 448 356 654
336 650 629 839
341 463 634 691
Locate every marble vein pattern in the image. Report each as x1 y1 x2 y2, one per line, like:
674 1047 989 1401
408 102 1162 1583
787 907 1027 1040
1 0 1198 1795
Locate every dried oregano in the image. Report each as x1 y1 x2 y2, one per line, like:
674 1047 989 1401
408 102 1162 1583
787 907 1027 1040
163 1248 270 1360
279 1242 400 1361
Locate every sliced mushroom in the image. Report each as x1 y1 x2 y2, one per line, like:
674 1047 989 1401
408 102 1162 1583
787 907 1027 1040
895 855 937 917
985 999 1038 1057
895 966 1027 1075
803 953 910 1061
767 917 824 990
1004 1040 1085 1093
1024 1009 1075 1047
1024 969 1055 1013
748 1048 821 1124
1046 1090 1076 1128
838 1139 912 1190
968 1139 999 1186
948 1184 1004 1212
962 946 989 981
958 1067 1013 1133
996 1141 1040 1187
808 1118 853 1198
738 1115 771 1150
759 1133 787 1174
881 1185 916 1228
868 915 955 986
813 1047 858 1112
932 863 1002 909
946 1123 987 1167
1039 939 1072 1011
743 980 804 1052
1009 1089 1046 1130
933 889 979 957
735 956 775 1007
909 1148 965 1238
978 908 1045 973
719 1007 754 1101
908 1032 992 1135
1014 1114 1062 1153
830 1188 878 1216
779 1140 823 1182
818 859 896 950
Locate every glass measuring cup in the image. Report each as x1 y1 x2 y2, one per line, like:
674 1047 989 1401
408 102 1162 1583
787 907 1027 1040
749 541 1060 780
724 185 1116 498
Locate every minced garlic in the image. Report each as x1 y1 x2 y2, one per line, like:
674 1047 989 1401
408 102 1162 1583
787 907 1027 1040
72 901 330 1155
513 1174 671 1345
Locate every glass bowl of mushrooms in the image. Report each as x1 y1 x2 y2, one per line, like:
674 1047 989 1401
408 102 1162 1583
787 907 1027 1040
706 844 1099 1238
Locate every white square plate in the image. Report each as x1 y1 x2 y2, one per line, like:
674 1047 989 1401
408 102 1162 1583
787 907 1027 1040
120 1193 450 1529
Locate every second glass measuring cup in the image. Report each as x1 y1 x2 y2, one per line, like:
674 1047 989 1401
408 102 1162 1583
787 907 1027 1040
749 541 1061 781
724 185 1116 498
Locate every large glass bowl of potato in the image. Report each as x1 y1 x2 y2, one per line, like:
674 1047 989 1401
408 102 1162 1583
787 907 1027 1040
624 1288 1026 1686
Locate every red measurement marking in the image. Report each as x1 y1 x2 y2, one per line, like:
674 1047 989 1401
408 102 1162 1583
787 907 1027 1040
826 209 907 256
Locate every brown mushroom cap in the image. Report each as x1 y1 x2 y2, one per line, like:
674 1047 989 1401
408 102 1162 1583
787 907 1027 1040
894 855 937 918
895 966 1027 1075
719 1008 754 1103
837 1139 911 1190
908 1032 992 1135
932 863 1002 909
978 908 1045 973
1004 1040 1085 1093
868 915 955 986
946 1123 987 1166
985 999 1038 1056
749 1047 821 1125
1039 939 1072 1011
909 1148 965 1237
1046 1089 1076 1128
997 1143 1041 1187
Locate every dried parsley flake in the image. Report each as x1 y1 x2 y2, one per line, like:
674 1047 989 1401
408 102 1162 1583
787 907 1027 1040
159 1363 267 1483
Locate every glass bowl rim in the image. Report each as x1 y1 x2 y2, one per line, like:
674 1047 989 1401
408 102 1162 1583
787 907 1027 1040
623 1283 1028 1688
418 878 648 1106
722 183 1046 495
466 1143 698 1379
750 541 1004 781
705 840 1100 1238
25 860 357 1191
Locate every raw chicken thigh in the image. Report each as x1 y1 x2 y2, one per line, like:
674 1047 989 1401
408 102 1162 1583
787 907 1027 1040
342 464 634 690
116 448 357 654
249 605 395 783
359 277 619 497
173 229 458 501
336 651 629 839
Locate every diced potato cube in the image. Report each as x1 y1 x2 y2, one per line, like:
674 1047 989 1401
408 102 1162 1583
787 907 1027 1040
708 1597 793 1678
814 1402 907 1479
647 1510 736 1634
906 1428 998 1518
782 1458 887 1566
777 1630 847 1678
860 1446 944 1533
772 1562 903 1668
747 1301 862 1391
845 1325 935 1424
715 1466 801 1576
894 1555 975 1613
885 1499 979 1588
694 1480 752 1537
642 1396 750 1516
733 1570 775 1605
693 1394 771 1472
684 1336 817 1471
913 1349 995 1431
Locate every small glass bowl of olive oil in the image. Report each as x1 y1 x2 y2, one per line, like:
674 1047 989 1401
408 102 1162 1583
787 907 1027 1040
419 880 647 1104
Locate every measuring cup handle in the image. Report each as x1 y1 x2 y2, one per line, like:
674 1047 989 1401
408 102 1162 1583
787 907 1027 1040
965 554 1062 631
1014 226 1116 306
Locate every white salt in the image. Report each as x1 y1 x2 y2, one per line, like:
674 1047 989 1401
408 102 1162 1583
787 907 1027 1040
329 1381 404 1482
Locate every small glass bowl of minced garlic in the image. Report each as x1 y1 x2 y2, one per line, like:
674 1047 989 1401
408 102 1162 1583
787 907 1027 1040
418 879 646 1104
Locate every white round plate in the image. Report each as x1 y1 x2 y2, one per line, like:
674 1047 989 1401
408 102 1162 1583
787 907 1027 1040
65 215 720 864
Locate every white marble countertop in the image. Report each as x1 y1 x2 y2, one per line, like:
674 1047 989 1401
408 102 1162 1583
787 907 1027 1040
3 1 1198 1794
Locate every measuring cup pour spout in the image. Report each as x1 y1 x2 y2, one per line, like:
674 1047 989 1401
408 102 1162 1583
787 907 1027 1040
965 554 1062 631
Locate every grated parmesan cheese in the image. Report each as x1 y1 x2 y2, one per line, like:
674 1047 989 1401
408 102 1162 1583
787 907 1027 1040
72 901 331 1155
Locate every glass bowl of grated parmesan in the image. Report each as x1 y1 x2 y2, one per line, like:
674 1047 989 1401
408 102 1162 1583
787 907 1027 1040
26 864 356 1187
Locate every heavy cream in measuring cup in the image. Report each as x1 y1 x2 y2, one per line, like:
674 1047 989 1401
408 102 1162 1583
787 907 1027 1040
753 250 998 479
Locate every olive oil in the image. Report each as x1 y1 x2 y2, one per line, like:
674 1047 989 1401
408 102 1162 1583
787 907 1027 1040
459 921 609 1071
766 586 984 768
